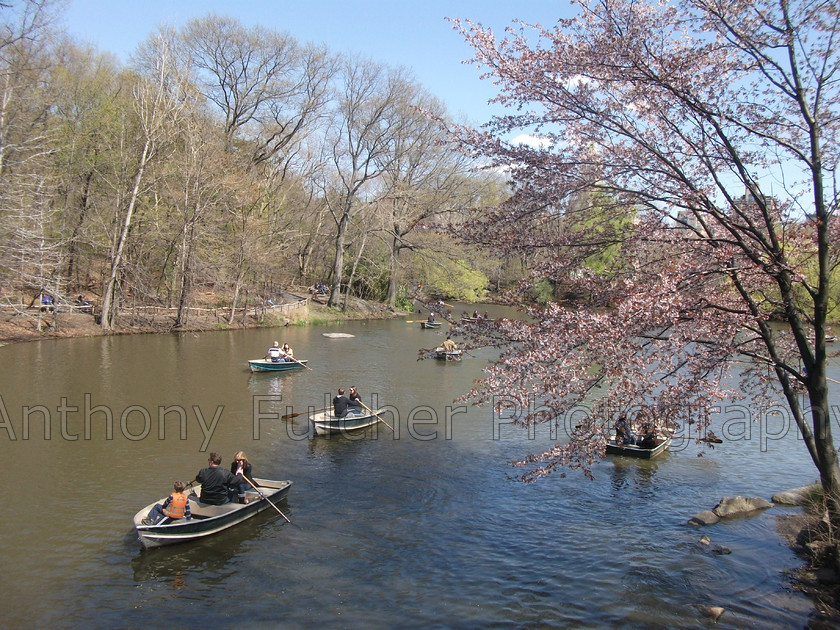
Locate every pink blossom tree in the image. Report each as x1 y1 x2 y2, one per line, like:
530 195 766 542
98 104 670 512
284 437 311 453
452 0 840 542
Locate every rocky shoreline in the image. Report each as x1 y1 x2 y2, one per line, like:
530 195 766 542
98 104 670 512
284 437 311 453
689 486 840 625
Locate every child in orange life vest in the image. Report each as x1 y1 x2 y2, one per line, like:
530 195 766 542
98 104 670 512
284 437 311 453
143 480 192 525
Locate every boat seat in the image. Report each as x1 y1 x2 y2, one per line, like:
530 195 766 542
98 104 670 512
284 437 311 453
189 502 240 518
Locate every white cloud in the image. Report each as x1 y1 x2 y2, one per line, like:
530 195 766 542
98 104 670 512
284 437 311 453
565 74 592 89
512 134 553 149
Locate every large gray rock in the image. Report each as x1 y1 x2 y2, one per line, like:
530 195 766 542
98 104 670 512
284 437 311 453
689 510 720 526
771 484 821 506
713 496 773 517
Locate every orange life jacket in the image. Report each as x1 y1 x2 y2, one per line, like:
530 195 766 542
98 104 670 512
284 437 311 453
163 492 188 519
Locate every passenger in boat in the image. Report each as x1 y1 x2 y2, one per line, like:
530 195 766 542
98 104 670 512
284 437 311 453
442 336 458 352
229 451 254 501
266 341 283 362
333 388 363 418
636 420 659 448
194 452 246 505
143 480 192 525
348 386 362 404
614 415 636 445
427 312 436 323
281 343 294 361
638 429 658 449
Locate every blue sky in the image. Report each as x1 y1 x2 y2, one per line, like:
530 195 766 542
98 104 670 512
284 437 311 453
59 0 577 125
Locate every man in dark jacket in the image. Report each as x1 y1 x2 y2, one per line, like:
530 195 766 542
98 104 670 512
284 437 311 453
194 452 245 505
333 388 363 418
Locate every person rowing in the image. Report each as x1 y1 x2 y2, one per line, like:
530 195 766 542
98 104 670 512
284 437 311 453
333 387 364 418
266 341 283 362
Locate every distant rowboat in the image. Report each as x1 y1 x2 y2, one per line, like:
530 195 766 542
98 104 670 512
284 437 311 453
605 436 671 459
248 358 308 372
434 347 462 361
309 409 383 436
420 321 441 329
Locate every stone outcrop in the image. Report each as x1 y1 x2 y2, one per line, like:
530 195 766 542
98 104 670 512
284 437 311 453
771 483 821 507
712 496 773 517
689 510 720 526
689 495 773 526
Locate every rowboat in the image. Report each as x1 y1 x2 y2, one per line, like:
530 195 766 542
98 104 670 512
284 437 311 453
309 408 383 436
606 436 671 459
434 347 462 361
420 321 441 329
133 477 292 548
248 358 308 372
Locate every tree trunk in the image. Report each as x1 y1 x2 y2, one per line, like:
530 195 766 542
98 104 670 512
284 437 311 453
343 229 368 311
327 209 350 308
174 221 197 329
65 169 94 290
386 233 400 309
101 139 150 330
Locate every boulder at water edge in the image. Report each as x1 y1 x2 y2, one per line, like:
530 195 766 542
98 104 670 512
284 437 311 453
771 483 821 506
712 496 773 517
689 510 720 526
689 496 773 526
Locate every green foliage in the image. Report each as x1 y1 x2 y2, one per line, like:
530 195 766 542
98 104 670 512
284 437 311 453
394 285 415 311
567 192 637 278
791 248 840 325
415 257 488 303
528 278 556 305
346 253 390 301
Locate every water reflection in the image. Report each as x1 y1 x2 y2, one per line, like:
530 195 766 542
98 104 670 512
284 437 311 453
129 511 287 583
608 456 663 494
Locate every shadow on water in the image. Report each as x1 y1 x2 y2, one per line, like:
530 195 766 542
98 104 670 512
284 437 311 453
128 508 291 583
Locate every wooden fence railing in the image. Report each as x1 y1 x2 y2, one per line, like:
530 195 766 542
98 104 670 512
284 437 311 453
1 294 311 324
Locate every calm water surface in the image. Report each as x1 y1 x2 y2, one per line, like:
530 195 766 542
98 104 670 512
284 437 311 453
1 309 838 628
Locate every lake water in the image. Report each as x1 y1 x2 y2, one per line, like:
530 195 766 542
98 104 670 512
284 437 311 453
1 310 838 628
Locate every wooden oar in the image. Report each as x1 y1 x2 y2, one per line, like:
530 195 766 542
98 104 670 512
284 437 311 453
281 406 329 421
669 435 724 443
828 377 840 385
281 352 312 371
357 400 394 432
243 476 291 523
